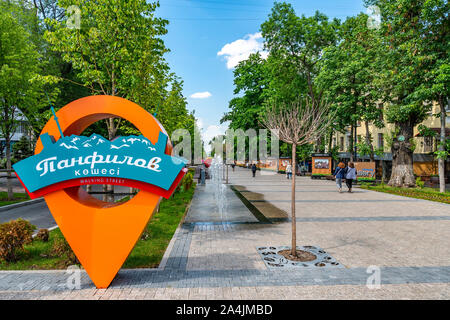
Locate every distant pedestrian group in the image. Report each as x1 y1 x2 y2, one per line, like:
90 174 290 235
333 162 357 193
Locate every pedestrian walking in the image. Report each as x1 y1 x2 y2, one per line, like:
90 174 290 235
200 164 206 185
251 163 257 177
333 162 347 193
300 163 307 176
345 162 357 193
286 164 292 180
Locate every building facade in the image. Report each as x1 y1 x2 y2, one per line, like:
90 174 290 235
0 114 32 158
331 102 450 180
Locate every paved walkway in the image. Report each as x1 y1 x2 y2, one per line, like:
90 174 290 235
1 167 449 299
184 183 258 223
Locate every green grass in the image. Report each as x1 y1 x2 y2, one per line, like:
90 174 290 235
0 192 30 207
360 184 450 204
357 177 376 181
0 186 196 270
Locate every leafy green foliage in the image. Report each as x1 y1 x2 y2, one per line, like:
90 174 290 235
434 139 450 160
221 53 269 130
416 177 425 189
329 145 341 161
0 1 61 138
418 124 438 138
177 171 194 193
261 3 339 105
0 3 54 143
0 219 36 262
317 13 384 137
44 0 195 139
356 141 373 158
12 136 33 161
365 0 438 126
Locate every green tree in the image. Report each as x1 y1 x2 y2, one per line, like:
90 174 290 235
317 13 384 162
261 3 339 107
415 0 449 192
45 0 171 140
12 135 33 161
366 0 437 187
261 3 339 153
221 53 269 131
45 0 192 200
0 0 62 138
0 5 48 200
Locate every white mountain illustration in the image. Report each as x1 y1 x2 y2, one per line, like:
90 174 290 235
59 143 79 150
53 134 160 152
110 144 130 150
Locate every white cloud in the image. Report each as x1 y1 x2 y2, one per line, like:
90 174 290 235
190 91 212 99
218 32 268 69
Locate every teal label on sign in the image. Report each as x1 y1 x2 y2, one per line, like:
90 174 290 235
13 132 187 194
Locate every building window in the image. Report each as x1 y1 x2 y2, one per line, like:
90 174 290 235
340 137 344 151
378 133 384 150
424 136 434 152
378 103 384 121
15 121 28 134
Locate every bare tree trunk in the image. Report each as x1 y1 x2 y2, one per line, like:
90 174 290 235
291 143 297 257
102 184 109 202
438 98 447 193
328 130 333 153
350 125 354 162
382 159 388 182
104 118 117 202
365 121 375 162
6 137 13 201
388 123 416 188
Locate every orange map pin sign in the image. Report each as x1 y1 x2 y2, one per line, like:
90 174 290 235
32 96 180 288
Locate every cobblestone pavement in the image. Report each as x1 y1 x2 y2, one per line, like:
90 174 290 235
0 168 449 299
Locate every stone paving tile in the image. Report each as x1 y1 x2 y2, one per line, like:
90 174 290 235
1 265 450 297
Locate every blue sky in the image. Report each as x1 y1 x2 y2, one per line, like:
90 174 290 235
156 0 366 144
